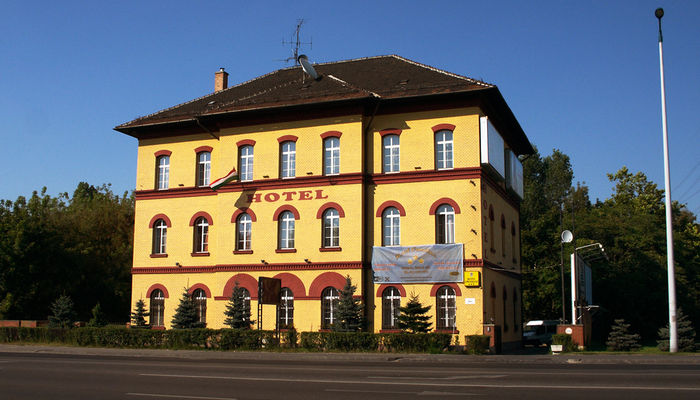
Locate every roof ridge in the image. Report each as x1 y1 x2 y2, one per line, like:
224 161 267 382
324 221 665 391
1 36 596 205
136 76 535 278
325 74 380 98
388 55 493 88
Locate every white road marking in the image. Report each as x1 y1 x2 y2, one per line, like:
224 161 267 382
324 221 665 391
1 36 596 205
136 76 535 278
367 375 506 380
139 373 700 391
326 388 479 397
126 393 237 400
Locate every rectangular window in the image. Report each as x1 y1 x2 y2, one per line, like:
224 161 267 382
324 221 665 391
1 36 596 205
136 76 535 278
197 152 211 186
435 130 454 170
239 146 254 182
382 135 400 173
323 137 340 175
156 156 170 190
280 142 296 179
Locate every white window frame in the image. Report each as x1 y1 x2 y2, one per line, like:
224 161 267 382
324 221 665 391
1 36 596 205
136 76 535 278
436 204 455 244
278 211 295 249
192 288 207 324
279 287 294 327
150 289 165 327
436 286 456 330
236 213 252 251
156 155 170 190
323 137 340 176
153 219 167 254
239 145 254 182
197 151 211 186
382 135 400 173
382 207 401 246
382 286 401 329
322 208 340 248
435 130 454 170
321 287 339 329
280 141 296 179
194 217 209 253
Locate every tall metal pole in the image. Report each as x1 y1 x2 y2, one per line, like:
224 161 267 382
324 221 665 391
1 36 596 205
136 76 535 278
656 8 678 353
560 203 566 323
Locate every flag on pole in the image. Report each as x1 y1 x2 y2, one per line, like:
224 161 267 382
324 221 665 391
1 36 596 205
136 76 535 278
209 168 238 191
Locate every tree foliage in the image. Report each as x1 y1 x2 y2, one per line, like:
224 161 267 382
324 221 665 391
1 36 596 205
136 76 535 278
130 299 150 329
397 294 432 333
48 295 76 328
332 276 363 332
606 319 641 351
224 283 253 329
87 302 108 327
171 288 206 329
657 309 697 352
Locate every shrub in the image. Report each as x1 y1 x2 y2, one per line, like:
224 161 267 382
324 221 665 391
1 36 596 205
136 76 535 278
282 327 298 348
606 319 641 351
657 309 697 352
465 335 490 354
552 334 577 352
48 295 76 329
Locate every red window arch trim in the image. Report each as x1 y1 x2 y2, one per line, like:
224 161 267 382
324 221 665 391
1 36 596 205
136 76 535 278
376 201 406 217
219 274 258 300
189 211 214 226
236 139 256 147
272 272 307 298
379 128 402 137
194 146 213 153
432 123 456 132
316 202 346 219
154 150 172 157
188 283 212 298
429 283 462 297
146 284 169 299
308 272 346 298
149 214 172 228
428 198 462 215
231 208 257 223
375 284 406 298
320 131 342 139
277 135 298 143
273 205 300 221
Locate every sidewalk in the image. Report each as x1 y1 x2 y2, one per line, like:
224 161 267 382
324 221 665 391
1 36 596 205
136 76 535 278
2 343 699 365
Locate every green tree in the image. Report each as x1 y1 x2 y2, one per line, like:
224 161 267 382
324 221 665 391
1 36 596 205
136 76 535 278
606 319 641 351
332 276 363 332
224 283 253 329
130 299 150 329
397 294 432 333
48 295 76 328
171 288 206 329
87 302 108 327
657 309 697 352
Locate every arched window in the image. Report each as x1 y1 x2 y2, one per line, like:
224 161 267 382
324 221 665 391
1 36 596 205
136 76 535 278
236 213 252 251
323 137 340 175
150 289 165 327
436 286 456 330
502 286 508 332
382 207 401 246
321 287 339 329
278 211 295 250
279 287 294 328
435 130 453 170
382 134 400 173
238 145 254 182
240 287 252 324
193 217 209 253
322 208 340 248
382 286 401 329
192 288 207 324
436 204 455 244
280 141 296 178
196 151 211 187
156 155 170 190
152 219 167 255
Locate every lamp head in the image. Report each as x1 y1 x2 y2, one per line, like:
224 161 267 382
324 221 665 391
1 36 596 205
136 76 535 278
655 8 664 19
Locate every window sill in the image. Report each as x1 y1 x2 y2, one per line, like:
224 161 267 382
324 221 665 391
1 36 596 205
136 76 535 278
276 248 297 253
319 247 342 252
379 329 402 333
151 326 166 330
150 253 168 258
191 252 210 257
435 329 459 334
234 250 253 255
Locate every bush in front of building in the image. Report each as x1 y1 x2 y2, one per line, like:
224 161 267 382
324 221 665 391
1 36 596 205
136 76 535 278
130 299 150 329
299 331 452 353
171 288 206 329
396 294 432 334
224 282 254 329
606 319 641 351
464 335 491 354
333 277 364 332
551 334 577 353
380 332 452 353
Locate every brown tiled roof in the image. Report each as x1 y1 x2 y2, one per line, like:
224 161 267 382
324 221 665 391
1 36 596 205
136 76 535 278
115 55 533 154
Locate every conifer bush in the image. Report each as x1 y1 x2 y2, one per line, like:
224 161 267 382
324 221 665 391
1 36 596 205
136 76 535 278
87 303 108 327
606 319 641 351
48 295 76 329
332 276 363 332
171 288 206 329
130 299 150 329
657 309 697 352
397 294 432 333
223 282 254 329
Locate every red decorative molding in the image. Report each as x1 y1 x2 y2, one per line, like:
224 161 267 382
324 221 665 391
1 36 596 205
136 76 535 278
308 271 347 298
375 284 406 298
233 250 253 255
232 208 257 223
429 283 462 297
219 273 258 300
194 146 213 153
146 284 169 298
191 252 210 257
428 198 462 215
432 123 456 132
319 247 342 252
272 205 300 221
150 253 168 258
132 261 362 274
320 131 342 139
149 214 172 228
135 187 217 200
316 202 346 219
379 329 402 333
275 249 297 253
435 329 460 334
188 283 212 298
371 167 481 185
277 135 298 143
236 139 256 147
379 128 402 137
375 201 406 217
154 150 172 157
271 272 307 297
189 211 213 226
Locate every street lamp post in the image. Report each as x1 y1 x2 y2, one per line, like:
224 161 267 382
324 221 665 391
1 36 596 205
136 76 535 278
656 7 678 353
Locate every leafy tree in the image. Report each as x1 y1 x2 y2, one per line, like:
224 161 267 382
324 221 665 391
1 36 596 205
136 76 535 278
48 295 76 328
657 309 697 352
171 288 206 329
130 299 150 329
87 302 108 327
332 276 363 332
224 282 253 329
397 294 432 333
606 319 641 351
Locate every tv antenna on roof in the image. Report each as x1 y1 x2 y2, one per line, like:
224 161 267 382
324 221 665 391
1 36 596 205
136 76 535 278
282 19 312 65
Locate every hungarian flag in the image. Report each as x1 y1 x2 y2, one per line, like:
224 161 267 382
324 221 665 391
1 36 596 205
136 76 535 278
209 168 238 191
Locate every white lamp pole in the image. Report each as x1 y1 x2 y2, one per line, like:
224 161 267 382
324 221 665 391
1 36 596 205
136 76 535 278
655 7 678 353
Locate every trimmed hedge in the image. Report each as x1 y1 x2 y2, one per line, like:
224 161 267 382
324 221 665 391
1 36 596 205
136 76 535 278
465 335 490 354
300 331 451 353
552 333 578 352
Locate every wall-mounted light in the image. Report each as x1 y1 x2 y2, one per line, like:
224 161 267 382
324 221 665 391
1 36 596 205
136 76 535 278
261 259 268 265
304 258 311 264
176 262 182 268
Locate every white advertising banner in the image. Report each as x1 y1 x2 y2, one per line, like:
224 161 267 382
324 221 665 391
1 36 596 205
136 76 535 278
372 244 464 283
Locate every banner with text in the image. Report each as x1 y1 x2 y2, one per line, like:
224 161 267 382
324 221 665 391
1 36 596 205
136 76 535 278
372 244 464 283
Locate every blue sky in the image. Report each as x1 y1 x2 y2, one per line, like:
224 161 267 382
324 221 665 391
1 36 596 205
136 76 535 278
1 1 698 216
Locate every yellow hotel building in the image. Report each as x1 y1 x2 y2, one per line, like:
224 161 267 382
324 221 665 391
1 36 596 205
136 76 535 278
115 55 534 351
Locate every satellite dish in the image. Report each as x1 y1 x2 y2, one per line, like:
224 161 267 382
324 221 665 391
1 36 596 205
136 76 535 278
297 54 320 80
561 230 573 243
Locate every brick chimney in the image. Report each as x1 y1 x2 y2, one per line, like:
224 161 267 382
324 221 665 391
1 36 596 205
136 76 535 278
214 68 228 92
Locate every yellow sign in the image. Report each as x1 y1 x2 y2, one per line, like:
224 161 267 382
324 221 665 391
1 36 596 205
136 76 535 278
464 271 481 287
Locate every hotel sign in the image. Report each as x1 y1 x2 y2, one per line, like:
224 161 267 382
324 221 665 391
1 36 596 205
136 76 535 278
464 271 481 287
372 244 463 284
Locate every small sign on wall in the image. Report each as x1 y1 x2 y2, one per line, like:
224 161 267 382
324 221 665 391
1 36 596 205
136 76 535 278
464 271 481 287
465 298 476 305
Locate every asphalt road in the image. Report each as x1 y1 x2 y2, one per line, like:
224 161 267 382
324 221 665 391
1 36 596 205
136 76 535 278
1 348 699 399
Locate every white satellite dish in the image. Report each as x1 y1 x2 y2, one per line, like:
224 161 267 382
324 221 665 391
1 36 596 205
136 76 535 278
297 54 320 80
561 230 573 243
